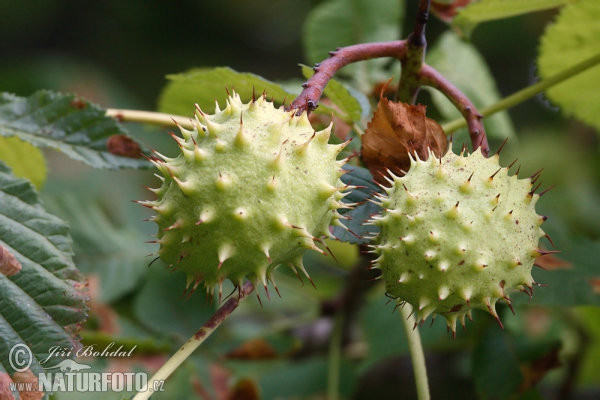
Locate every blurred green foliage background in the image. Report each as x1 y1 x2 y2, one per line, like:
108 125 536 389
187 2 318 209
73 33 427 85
1 0 599 399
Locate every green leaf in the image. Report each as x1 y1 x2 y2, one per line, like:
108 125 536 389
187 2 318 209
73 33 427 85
538 0 600 132
43 192 149 304
133 266 216 339
0 91 150 170
454 0 572 37
301 65 364 122
426 31 515 141
332 165 382 244
472 324 524 399
302 0 402 84
157 67 296 117
0 136 47 190
254 357 356 399
517 220 600 307
0 162 88 376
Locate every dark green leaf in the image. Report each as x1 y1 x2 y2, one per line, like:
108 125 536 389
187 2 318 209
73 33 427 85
472 324 524 399
0 90 150 169
133 266 216 339
43 192 149 304
516 220 600 307
0 162 88 376
426 32 515 141
157 67 296 117
332 165 382 244
301 65 365 122
252 357 356 399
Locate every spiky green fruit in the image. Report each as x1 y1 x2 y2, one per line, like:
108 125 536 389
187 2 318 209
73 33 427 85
139 93 350 299
368 147 550 335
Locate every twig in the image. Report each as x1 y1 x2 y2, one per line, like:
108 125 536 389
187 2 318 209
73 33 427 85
421 64 489 156
399 304 431 400
106 109 194 130
132 281 255 400
441 52 600 134
327 312 344 400
289 40 490 157
396 0 431 103
289 41 408 113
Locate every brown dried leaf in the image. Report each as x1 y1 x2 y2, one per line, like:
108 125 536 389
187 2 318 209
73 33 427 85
227 378 260 400
224 338 277 360
210 364 232 400
0 372 16 400
362 99 448 184
0 245 22 277
12 369 44 400
534 254 571 270
518 346 561 394
106 134 142 159
590 278 600 294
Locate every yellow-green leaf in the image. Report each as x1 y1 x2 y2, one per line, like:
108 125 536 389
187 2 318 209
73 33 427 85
454 0 573 37
0 136 46 189
538 0 600 132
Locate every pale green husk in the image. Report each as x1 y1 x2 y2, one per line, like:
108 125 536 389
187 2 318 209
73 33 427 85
369 148 547 334
140 93 350 298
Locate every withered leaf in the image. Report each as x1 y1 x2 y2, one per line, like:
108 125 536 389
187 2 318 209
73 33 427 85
534 254 571 271
224 338 278 360
0 245 22 277
0 372 15 400
228 378 261 400
590 278 600 294
106 134 143 159
517 345 561 394
12 369 44 400
362 98 448 184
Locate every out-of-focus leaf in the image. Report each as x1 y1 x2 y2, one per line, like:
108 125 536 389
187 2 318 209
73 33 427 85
303 0 402 84
454 0 571 37
518 345 561 394
133 266 216 339
426 31 515 141
0 136 46 189
332 165 381 244
576 306 600 386
518 221 600 307
0 91 150 169
538 0 600 132
43 193 149 304
251 357 356 399
473 324 524 399
158 67 296 117
0 162 88 376
224 338 278 360
362 98 447 183
431 0 474 22
360 290 454 370
301 65 363 122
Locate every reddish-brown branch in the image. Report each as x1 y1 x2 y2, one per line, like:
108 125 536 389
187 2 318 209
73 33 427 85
409 0 431 48
289 41 408 113
289 41 489 155
420 64 490 156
